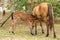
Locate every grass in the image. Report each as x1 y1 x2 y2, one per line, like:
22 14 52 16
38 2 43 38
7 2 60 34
0 12 60 40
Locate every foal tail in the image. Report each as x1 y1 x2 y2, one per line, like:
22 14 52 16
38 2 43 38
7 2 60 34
48 3 54 31
3 10 5 16
0 12 14 27
11 12 13 20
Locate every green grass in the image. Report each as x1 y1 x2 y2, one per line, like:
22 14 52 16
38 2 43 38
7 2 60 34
0 12 60 40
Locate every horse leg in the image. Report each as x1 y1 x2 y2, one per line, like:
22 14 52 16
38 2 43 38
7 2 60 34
3 10 5 16
44 17 50 37
52 25 56 38
9 19 17 35
46 21 49 37
9 24 15 35
29 21 35 35
34 21 37 35
50 23 56 38
40 21 44 34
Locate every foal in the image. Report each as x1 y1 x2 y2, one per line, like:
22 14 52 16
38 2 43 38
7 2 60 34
9 10 39 35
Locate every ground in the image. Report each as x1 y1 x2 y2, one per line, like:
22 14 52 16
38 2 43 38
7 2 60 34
0 11 60 40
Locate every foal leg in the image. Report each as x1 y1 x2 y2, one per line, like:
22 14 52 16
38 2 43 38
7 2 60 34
9 19 17 34
34 21 37 35
29 21 34 35
40 21 44 34
3 10 5 16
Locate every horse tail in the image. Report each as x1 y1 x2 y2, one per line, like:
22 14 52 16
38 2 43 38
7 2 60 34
0 12 13 27
11 12 13 20
3 10 5 16
48 3 54 31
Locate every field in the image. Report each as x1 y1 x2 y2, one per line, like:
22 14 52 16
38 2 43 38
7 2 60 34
0 11 60 40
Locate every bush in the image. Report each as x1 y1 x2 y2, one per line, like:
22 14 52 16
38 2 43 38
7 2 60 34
14 0 60 17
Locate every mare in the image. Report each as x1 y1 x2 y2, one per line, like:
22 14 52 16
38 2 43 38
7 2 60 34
33 2 56 38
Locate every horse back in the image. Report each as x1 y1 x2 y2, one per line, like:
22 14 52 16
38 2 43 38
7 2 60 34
33 2 50 22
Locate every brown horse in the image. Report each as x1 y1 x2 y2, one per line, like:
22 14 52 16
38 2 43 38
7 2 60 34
9 10 40 35
33 2 56 38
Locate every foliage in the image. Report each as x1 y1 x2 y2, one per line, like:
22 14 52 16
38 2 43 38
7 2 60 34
53 1 60 17
14 0 28 10
14 0 60 17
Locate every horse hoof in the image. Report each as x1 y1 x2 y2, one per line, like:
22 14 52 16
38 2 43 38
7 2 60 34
31 33 36 36
42 32 45 34
9 31 15 35
31 33 34 35
35 33 37 35
46 34 49 37
54 35 56 38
